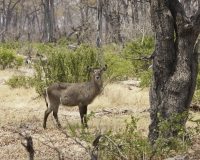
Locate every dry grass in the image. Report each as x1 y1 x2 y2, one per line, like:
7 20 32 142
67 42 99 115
0 68 151 159
0 68 200 159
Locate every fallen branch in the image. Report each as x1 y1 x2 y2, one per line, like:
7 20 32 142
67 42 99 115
93 134 128 160
19 133 34 160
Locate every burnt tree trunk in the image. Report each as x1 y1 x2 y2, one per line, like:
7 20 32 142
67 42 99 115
149 0 200 144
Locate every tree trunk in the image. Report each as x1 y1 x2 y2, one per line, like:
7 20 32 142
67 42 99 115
42 0 48 42
104 0 109 43
97 0 103 48
131 0 139 25
42 0 54 42
49 0 54 42
199 0 200 8
149 0 200 144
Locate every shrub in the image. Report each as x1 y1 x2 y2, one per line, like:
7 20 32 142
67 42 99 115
139 70 152 88
34 43 99 95
104 50 135 81
14 55 24 69
63 113 199 160
0 49 15 69
57 37 76 46
0 41 21 49
6 75 35 88
123 36 153 73
32 43 53 55
0 48 24 70
122 36 154 87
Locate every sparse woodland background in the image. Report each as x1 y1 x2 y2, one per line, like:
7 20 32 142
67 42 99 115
0 0 152 43
0 0 198 44
0 0 200 160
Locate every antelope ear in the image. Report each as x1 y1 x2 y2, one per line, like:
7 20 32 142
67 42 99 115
87 66 94 72
101 64 107 71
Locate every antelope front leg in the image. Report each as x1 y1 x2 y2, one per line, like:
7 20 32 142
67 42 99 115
78 105 88 128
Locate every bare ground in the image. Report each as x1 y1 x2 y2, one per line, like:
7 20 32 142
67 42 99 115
0 67 200 160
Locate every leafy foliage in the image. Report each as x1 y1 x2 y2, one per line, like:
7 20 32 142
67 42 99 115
152 112 190 158
6 75 35 88
34 43 99 95
0 48 23 69
122 36 153 87
63 113 199 160
138 70 152 88
0 41 21 49
57 37 76 46
103 45 135 81
32 42 54 55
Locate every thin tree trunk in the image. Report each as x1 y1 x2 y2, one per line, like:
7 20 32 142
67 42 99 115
104 0 109 43
97 0 103 48
49 0 54 42
42 0 49 42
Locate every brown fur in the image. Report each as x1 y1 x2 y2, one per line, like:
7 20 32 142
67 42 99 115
43 65 107 129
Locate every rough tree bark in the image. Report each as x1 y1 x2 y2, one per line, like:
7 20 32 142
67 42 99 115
97 0 103 48
42 0 54 42
149 0 200 144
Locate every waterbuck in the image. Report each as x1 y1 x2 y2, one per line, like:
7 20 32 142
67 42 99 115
43 65 107 129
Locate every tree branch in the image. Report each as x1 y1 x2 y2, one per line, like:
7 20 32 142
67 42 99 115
93 134 128 160
118 50 154 61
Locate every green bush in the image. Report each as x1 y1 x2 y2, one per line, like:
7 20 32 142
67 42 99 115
34 43 99 95
6 75 35 88
32 43 53 55
0 49 15 69
0 48 24 69
104 49 135 81
123 36 153 73
151 112 190 158
57 37 76 46
139 70 152 88
0 41 21 49
63 113 199 160
96 116 149 160
121 36 154 87
14 55 24 69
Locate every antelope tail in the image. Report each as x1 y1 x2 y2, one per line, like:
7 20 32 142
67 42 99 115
44 88 48 108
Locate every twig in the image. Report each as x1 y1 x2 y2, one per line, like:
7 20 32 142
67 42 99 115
93 134 128 160
118 50 154 61
34 136 64 160
56 121 94 159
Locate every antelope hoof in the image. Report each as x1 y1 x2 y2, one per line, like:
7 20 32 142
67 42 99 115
56 123 61 128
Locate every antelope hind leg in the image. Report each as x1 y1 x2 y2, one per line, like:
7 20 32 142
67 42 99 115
43 107 53 129
53 111 61 128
